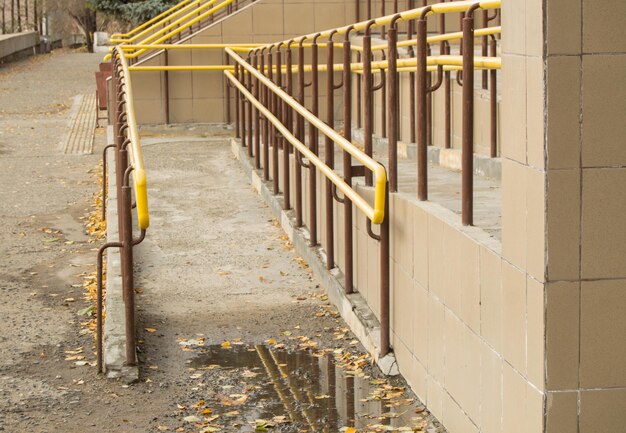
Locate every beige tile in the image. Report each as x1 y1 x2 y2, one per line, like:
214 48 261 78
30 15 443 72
501 0 526 55
580 389 626 433
581 168 626 279
582 56 626 167
427 295 445 382
443 391 479 433
582 0 626 53
411 356 428 403
546 0 582 55
526 385 545 433
427 377 445 423
526 56 545 169
546 169 581 281
428 213 445 300
502 362 527 433
546 281 580 391
412 282 428 366
169 98 194 123
252 4 284 35
444 313 481 424
168 71 193 100
134 98 164 124
500 55 527 164
527 276 545 390
480 246 503 353
525 0 544 57
546 391 578 433
481 345 503 433
501 260 527 373
502 159 528 271
392 263 414 348
526 167 546 282
442 225 480 332
192 98 225 123
412 203 428 288
392 194 414 276
580 279 626 388
546 56 581 170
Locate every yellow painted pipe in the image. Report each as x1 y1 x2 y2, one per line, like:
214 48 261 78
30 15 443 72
111 0 194 39
252 0 500 52
113 48 150 230
225 47 387 224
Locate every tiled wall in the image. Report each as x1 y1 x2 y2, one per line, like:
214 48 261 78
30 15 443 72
131 0 358 124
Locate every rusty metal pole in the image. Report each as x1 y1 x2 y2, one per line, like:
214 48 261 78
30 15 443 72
342 29 355 294
260 49 269 175
489 35 497 158
272 45 282 195
234 62 241 139
163 50 170 124
387 17 400 192
416 11 429 201
482 9 488 89
224 53 231 125
355 0 359 21
121 167 136 366
356 52 362 130
426 44 433 147
309 35 321 247
363 22 374 187
294 39 306 228
367 0 371 19
283 42 293 210
462 6 478 226
266 47 274 182
444 41 451 148
380 54 387 139
380 182 390 357
253 52 261 167
246 53 254 159
325 32 338 270
380 0 385 38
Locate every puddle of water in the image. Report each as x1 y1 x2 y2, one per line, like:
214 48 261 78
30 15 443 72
186 345 446 432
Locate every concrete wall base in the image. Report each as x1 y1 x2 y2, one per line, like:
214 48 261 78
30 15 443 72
231 137 399 376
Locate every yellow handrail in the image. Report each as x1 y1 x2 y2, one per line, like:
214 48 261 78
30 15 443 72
127 55 501 73
123 0 236 60
252 0 501 52
111 0 194 39
111 0 218 44
225 47 387 225
114 47 150 230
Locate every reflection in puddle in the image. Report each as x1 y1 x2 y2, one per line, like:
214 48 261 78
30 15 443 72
187 345 445 432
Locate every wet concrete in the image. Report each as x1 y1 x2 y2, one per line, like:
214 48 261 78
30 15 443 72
183 345 445 432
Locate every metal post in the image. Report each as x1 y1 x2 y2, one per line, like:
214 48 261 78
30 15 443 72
234 63 241 138
426 44 433 147
163 50 170 125
283 43 293 210
269 46 279 191
356 52 362 129
363 22 374 187
309 35 321 247
325 32 338 270
253 52 261 169
265 48 273 181
246 53 254 159
342 29 355 294
224 53 231 125
121 168 136 366
416 13 429 200
379 183 390 357
274 45 283 195
444 41 451 149
489 35 497 158
482 9 488 90
387 18 400 192
462 6 478 226
294 40 306 228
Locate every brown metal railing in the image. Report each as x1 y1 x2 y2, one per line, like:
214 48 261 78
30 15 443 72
225 47 392 356
96 46 150 374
